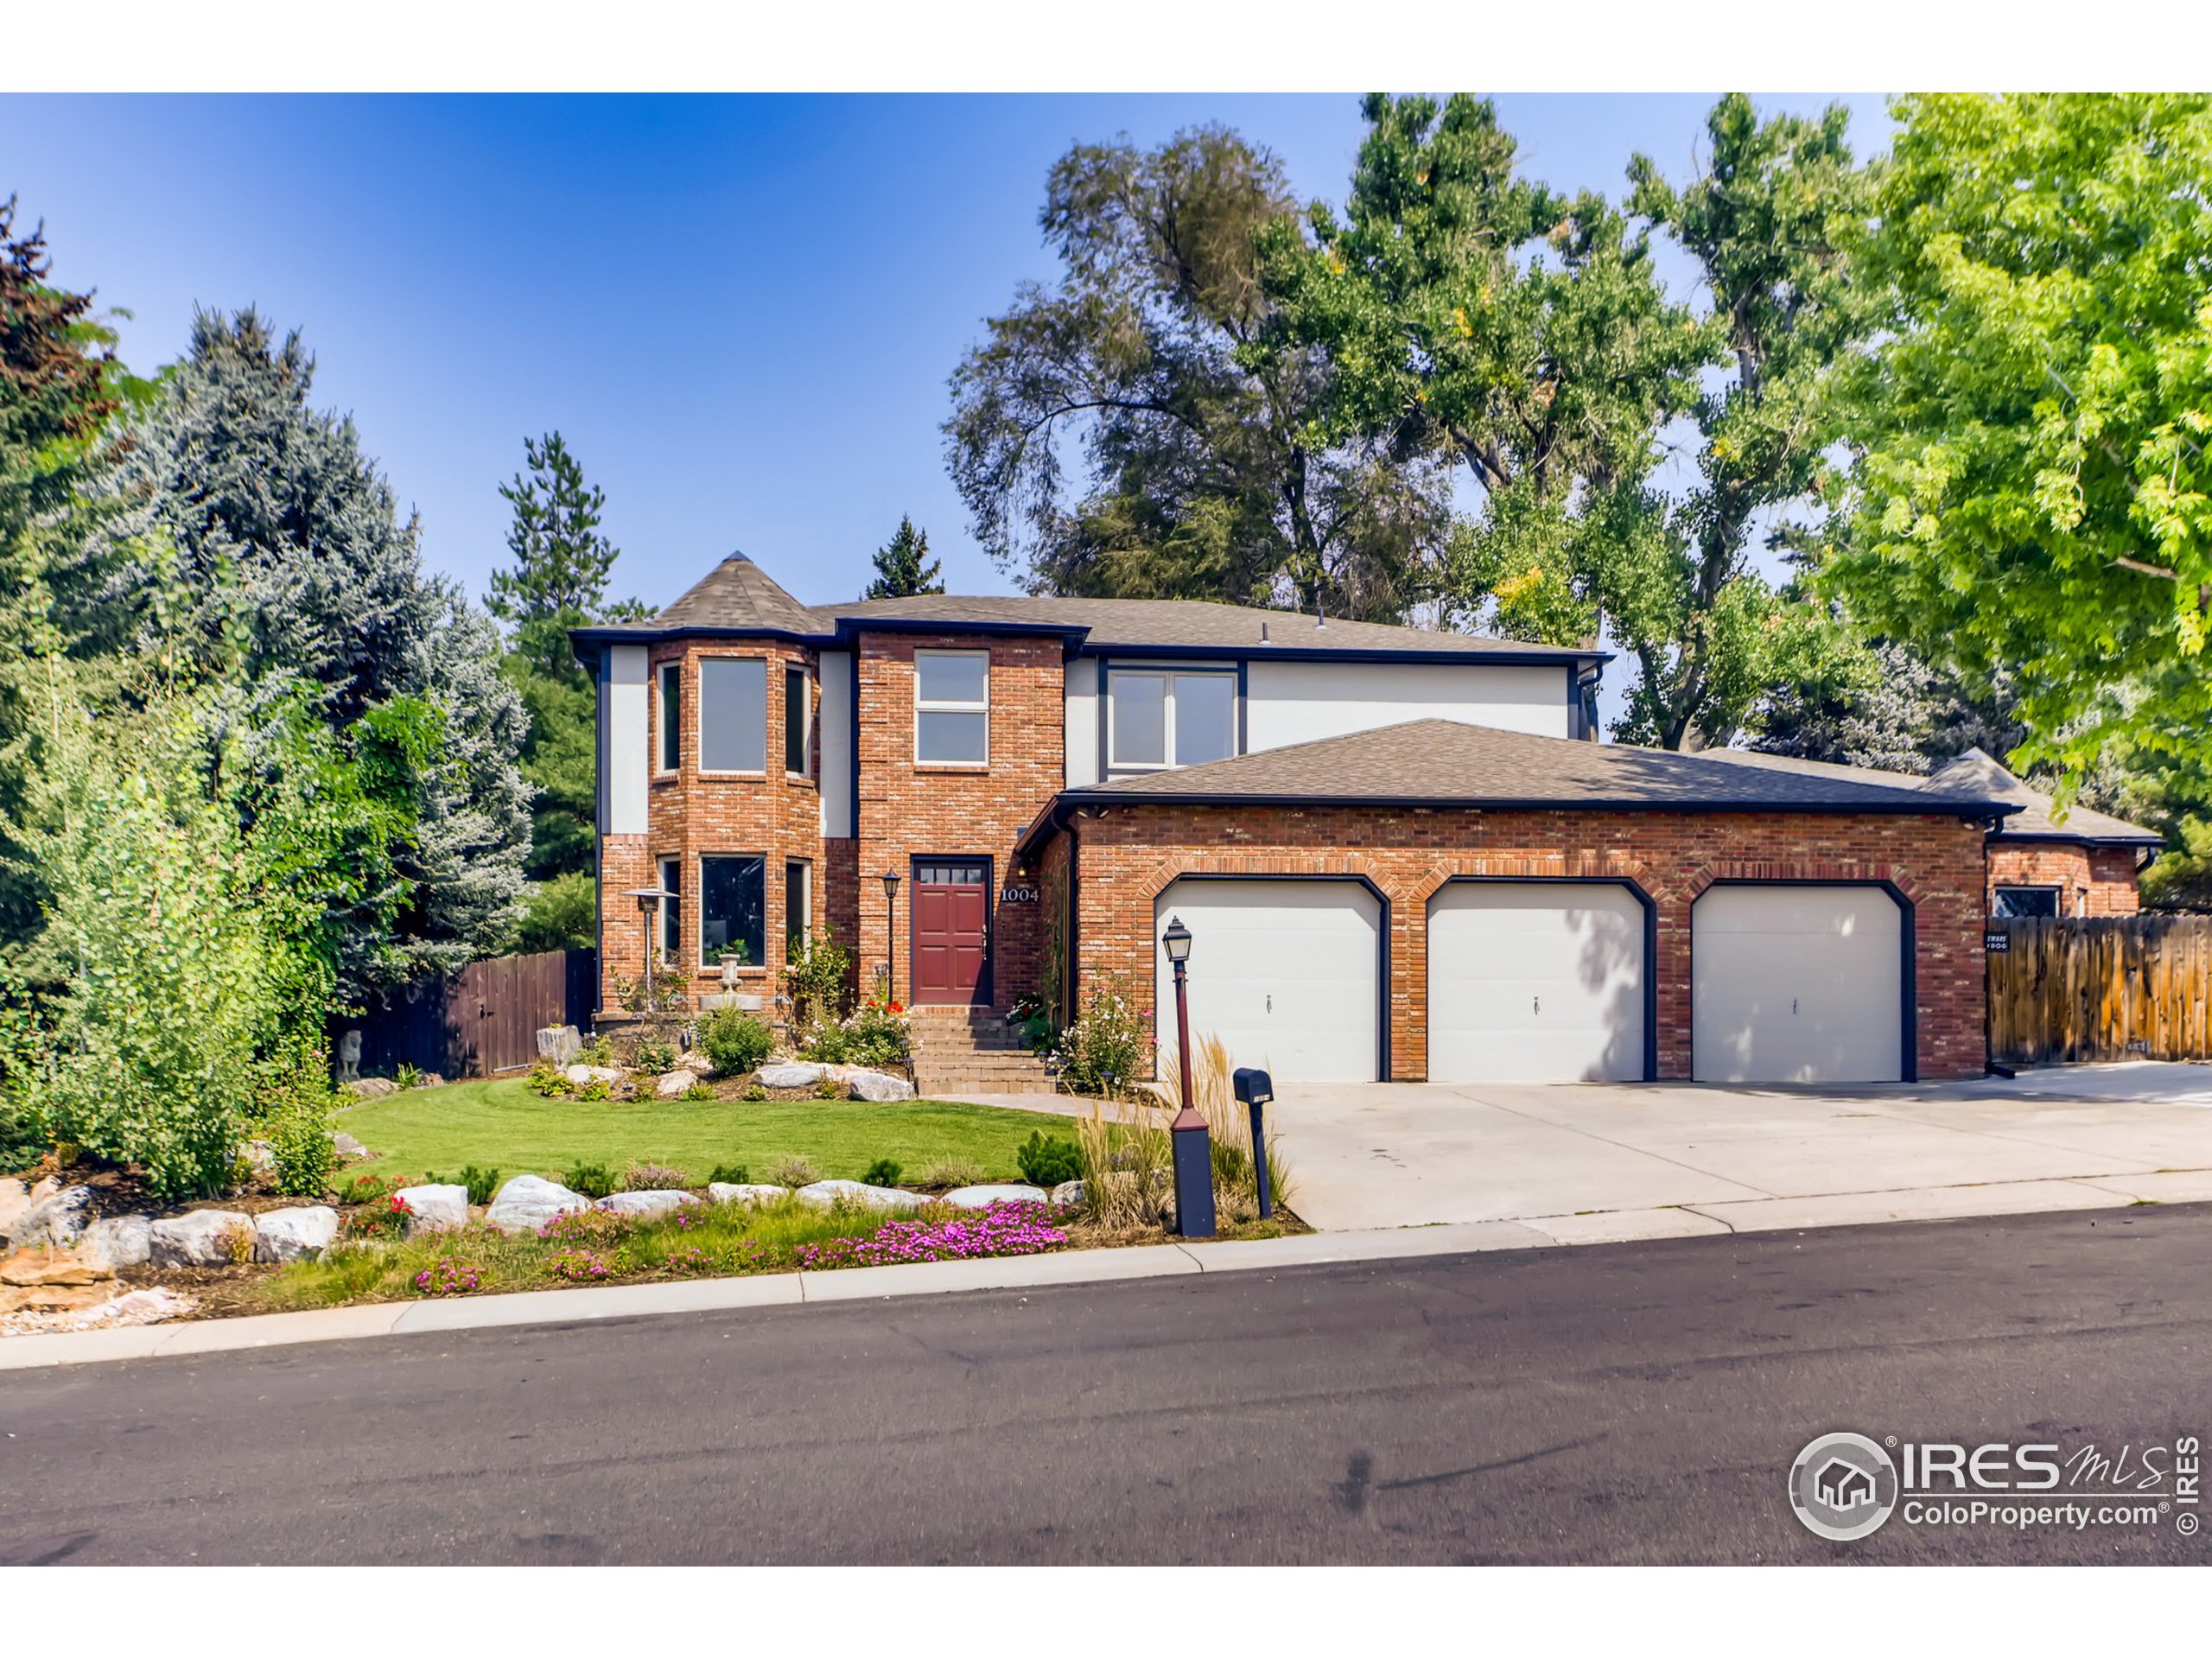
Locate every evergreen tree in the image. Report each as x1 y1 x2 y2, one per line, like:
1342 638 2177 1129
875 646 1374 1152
865 515 944 599
92 308 530 991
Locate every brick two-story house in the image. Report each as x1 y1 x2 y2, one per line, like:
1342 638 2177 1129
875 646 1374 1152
571 552 2022 1087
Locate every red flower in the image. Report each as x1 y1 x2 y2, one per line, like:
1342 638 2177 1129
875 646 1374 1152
887 1001 904 1014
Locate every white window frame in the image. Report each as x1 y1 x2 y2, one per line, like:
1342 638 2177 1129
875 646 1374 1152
913 649 990 768
656 662 682 775
696 654 769 777
1107 665 1238 772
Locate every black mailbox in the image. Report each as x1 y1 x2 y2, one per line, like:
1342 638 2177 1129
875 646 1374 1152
1233 1066 1274 1107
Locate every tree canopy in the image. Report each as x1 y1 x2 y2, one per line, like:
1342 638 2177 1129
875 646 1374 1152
865 514 944 598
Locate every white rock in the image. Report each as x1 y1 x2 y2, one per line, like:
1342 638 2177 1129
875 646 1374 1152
331 1131 368 1159
6 1184 93 1251
81 1213 153 1269
677 1052 715 1075
1050 1180 1087 1208
485 1174 590 1233
942 1184 1049 1208
795 1179 926 1212
654 1070 696 1098
536 1024 583 1065
563 1064 623 1086
707 1183 788 1207
847 1069 915 1102
0 1178 30 1236
254 1205 340 1263
149 1209 255 1268
756 1062 823 1088
394 1184 470 1235
594 1189 696 1218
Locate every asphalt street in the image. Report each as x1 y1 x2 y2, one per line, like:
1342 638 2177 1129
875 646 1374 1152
3 1205 2209 1564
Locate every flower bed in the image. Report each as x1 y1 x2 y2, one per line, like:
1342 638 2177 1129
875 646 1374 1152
794 1200 1073 1270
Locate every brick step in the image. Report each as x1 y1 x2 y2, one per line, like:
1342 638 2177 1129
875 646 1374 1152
921 1078 1058 1096
917 1053 1052 1073
909 1035 1033 1053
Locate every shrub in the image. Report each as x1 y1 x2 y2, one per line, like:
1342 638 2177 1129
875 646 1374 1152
342 1192 414 1241
624 1160 690 1192
681 1081 716 1102
455 1164 501 1205
563 1161 616 1199
840 1001 910 1067
219 1219 258 1265
769 1154 817 1187
575 1035 613 1068
393 1063 423 1091
526 1063 570 1098
340 1172 397 1205
577 1077 612 1102
783 926 854 1030
1049 981 1147 1096
699 1007 774 1076
1016 1131 1083 1188
708 1162 752 1185
742 1082 769 1103
861 1157 904 1188
517 870 597 953
815 1077 848 1100
634 1036 678 1075
798 1020 850 1064
252 1042 340 1198
917 1156 986 1190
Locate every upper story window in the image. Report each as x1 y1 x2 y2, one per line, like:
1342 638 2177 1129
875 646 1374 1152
657 663 681 773
1108 668 1236 772
914 649 988 766
699 657 768 773
785 665 810 777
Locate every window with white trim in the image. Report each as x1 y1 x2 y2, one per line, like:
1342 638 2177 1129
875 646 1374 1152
1108 668 1236 771
699 657 767 773
914 650 989 766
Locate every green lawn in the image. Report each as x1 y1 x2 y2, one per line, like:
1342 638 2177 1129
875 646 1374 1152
338 1077 1071 1185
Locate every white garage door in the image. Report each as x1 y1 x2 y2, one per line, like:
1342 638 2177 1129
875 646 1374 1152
1693 886 1904 1084
1154 880 1381 1084
1427 882 1647 1082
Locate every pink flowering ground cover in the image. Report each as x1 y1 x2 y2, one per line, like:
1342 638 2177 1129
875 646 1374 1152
795 1199 1074 1270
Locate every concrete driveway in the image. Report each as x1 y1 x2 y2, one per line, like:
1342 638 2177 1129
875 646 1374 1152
1269 1062 2212 1242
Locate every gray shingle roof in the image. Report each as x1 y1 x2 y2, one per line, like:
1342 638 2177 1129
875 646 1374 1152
1065 720 2021 815
1925 748 2163 843
650 551 824 634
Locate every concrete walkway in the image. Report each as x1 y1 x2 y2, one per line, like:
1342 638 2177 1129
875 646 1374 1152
1268 1061 2212 1234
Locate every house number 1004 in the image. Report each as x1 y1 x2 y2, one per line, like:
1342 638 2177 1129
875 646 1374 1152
1001 884 1039 904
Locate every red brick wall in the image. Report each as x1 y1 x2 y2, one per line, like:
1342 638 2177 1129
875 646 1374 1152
595 833 655 1009
853 632 1064 1007
1988 841 2142 917
1059 804 1992 1082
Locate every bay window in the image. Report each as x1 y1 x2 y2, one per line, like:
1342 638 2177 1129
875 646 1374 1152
699 658 767 773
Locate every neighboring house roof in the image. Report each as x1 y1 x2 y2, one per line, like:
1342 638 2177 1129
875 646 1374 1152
1018 718 2020 855
570 551 1602 665
1924 748 2164 846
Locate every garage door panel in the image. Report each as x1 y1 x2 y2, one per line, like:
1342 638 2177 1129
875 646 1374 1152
1693 886 1902 1084
1154 880 1380 1084
1427 883 1646 1082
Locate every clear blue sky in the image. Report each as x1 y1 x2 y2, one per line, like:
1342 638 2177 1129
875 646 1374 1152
0 93 1891 617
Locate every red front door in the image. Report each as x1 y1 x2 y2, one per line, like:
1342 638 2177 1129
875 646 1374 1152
913 860 990 1005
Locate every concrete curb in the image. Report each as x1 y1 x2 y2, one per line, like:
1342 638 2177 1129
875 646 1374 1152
3 1179 2199 1372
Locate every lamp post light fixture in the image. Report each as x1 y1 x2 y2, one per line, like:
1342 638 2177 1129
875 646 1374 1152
880 868 902 1005
1160 913 1214 1238
629 887 677 1013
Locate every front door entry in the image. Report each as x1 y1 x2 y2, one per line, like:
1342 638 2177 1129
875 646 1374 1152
912 859 990 1005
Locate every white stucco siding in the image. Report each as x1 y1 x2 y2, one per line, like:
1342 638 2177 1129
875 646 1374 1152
1064 656 1100 788
1243 659 1572 749
817 650 855 838
601 645 650 836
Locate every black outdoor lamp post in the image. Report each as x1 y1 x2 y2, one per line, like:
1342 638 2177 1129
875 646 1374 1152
629 887 676 1013
880 868 902 1004
1160 914 1215 1238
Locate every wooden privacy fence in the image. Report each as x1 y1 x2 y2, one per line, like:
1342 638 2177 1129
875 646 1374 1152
1987 917 2212 1065
339 948 597 1080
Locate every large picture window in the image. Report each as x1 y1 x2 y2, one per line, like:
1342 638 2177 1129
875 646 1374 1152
1108 668 1236 771
658 663 681 772
700 658 767 773
914 650 988 766
700 855 766 968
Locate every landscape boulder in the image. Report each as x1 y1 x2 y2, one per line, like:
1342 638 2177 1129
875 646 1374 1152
654 1070 696 1099
254 1206 340 1263
756 1062 824 1089
707 1182 789 1207
80 1214 153 1270
536 1024 583 1065
0 1282 111 1317
1050 1180 1087 1208
794 1179 925 1212
0 1178 29 1236
331 1131 368 1160
941 1184 1049 1209
485 1175 589 1233
1 1244 111 1287
847 1069 915 1102
150 1209 255 1268
5 1184 94 1251
394 1184 470 1235
677 1052 715 1075
594 1189 696 1218
563 1064 623 1087
346 1077 397 1099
